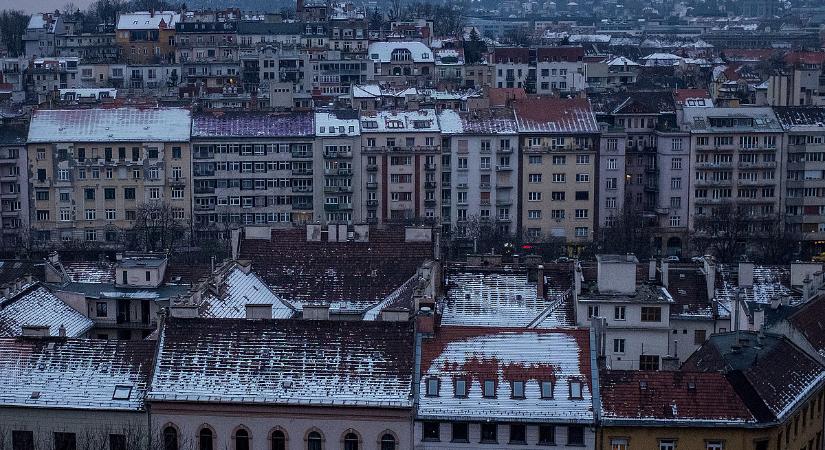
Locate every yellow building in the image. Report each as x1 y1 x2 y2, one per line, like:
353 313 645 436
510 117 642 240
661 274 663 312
27 107 192 244
116 11 179 64
599 332 825 450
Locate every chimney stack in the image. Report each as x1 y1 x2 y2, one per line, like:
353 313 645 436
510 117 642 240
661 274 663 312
648 260 656 281
58 324 66 337
738 262 754 288
536 265 545 299
661 261 669 288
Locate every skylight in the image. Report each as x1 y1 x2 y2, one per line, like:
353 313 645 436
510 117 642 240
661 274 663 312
112 385 133 400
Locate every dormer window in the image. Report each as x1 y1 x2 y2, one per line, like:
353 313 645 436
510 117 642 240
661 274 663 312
454 378 467 397
570 380 583 399
425 377 439 396
511 381 525 399
483 379 496 398
540 381 554 399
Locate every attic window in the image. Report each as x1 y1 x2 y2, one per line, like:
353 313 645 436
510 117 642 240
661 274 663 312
687 381 696 391
362 121 378 129
454 378 467 397
512 381 525 399
425 377 439 397
30 391 41 399
540 381 554 399
639 380 648 390
483 379 496 398
569 380 583 399
112 385 132 400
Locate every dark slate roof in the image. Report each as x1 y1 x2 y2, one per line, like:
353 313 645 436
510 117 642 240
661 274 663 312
773 107 825 130
683 332 825 421
0 260 44 285
149 318 414 407
191 112 314 138
0 337 155 411
788 295 825 359
238 227 433 306
588 90 676 115
600 370 756 424
236 21 303 35
667 266 713 318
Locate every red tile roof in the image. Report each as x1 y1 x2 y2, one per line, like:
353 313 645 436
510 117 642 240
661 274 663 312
788 295 825 359
513 97 598 134
487 87 527 108
784 51 825 66
536 46 585 62
674 88 711 104
600 370 755 424
493 47 530 64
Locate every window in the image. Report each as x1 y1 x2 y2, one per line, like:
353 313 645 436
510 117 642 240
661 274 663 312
343 433 358 450
658 439 676 450
670 216 681 227
105 188 116 200
575 191 589 200
96 301 108 317
512 381 525 399
54 432 76 450
483 379 496 397
528 210 542 220
552 173 566 183
12 430 34 450
706 441 723 450
528 192 541 201
613 338 625 353
124 188 135 200
426 378 439 396
200 428 213 450
671 157 682 169
614 306 626 320
234 429 249 450
540 380 554 398
575 227 589 237
567 426 584 446
587 305 599 318
552 192 565 201
85 209 96 221
538 426 555 445
576 173 590 182
85 188 95 200
575 209 589 219
529 155 542 164
163 426 178 450
529 173 542 183
509 425 525 444
480 424 497 443
272 431 286 450
641 307 662 322
454 378 467 397
451 423 468 442
422 422 439 441
640 355 660 371
306 431 323 450
380 434 395 450
611 439 628 450
570 380 583 399
694 329 707 345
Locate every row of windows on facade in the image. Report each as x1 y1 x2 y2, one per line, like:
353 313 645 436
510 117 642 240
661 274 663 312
35 186 183 202
38 146 181 161
586 305 663 322
424 377 583 400
36 207 186 222
37 167 183 182
421 422 586 446
610 438 725 450
161 426 398 450
525 226 590 238
526 209 590 220
694 135 778 148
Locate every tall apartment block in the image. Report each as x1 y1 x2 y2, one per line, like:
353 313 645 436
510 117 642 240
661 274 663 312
0 124 29 246
515 97 599 249
438 109 519 235
315 110 362 224
190 112 316 237
685 107 784 229
358 110 440 224
27 107 192 243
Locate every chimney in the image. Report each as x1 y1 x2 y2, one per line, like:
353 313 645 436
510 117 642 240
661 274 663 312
738 262 754 288
245 304 273 319
574 263 582 295
661 261 669 288
58 324 66 337
48 251 60 264
648 260 656 281
536 265 545 299
753 307 765 331
781 295 791 306
803 275 812 302
704 258 716 301
303 304 330 320
660 355 680 371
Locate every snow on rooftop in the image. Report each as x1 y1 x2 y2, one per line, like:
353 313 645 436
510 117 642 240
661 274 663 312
0 286 93 338
315 111 360 136
437 110 518 135
606 56 639 66
419 328 592 421
28 108 191 143
117 11 180 30
360 109 439 133
200 266 294 319
192 112 314 138
714 265 800 318
368 41 433 63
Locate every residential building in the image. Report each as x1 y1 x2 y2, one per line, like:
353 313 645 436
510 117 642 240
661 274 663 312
0 124 28 245
149 317 415 450
115 11 179 64
492 47 531 90
684 107 784 232
28 57 81 103
596 123 627 231
0 283 93 338
190 111 316 236
315 109 362 224
584 56 639 92
514 97 599 247
766 52 825 107
359 110 440 224
27 107 192 244
24 12 60 57
368 41 434 88
438 109 519 235
534 46 586 94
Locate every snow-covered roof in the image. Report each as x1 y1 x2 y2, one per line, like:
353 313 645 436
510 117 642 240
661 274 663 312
418 327 592 421
0 285 92 338
641 53 683 66
60 88 117 98
437 110 518 135
439 271 573 328
714 264 800 318
0 337 154 411
315 110 360 136
192 112 314 138
150 318 415 408
199 266 295 319
514 98 599 134
368 41 433 63
568 34 611 43
606 56 639 66
117 11 180 30
28 108 191 143
360 109 439 133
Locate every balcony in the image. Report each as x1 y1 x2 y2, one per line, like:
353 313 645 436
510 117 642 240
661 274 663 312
497 146 513 153
324 150 352 158
292 203 313 210
338 202 353 210
292 186 313 193
293 168 313 176
194 187 215 194
366 164 378 172
338 168 353 176
695 162 733 169
496 198 512 206
291 150 312 159
366 181 378 189
424 163 437 171
456 183 468 189
425 199 437 207
366 200 378 207
324 203 339 211
424 181 437 189
362 145 440 153
496 165 512 171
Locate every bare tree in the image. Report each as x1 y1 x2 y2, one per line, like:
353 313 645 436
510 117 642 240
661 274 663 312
593 207 655 260
129 201 185 252
0 10 29 56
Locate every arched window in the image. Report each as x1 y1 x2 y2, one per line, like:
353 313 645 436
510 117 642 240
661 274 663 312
235 429 250 450
307 431 323 450
163 426 178 450
271 430 287 450
199 428 213 450
344 433 359 450
380 434 396 450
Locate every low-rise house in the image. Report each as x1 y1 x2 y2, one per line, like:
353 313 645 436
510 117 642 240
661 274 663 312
0 283 92 338
148 317 415 450
368 41 434 88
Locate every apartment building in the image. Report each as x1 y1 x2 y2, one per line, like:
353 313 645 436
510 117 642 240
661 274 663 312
368 41 435 88
774 107 825 252
596 124 627 230
438 109 519 235
492 47 531 90
27 107 192 243
0 125 28 246
684 107 784 230
584 55 640 92
314 110 362 224
29 57 81 103
175 20 239 91
190 111 316 237
359 110 440 224
115 11 179 64
514 97 599 248
766 52 825 107
534 46 586 94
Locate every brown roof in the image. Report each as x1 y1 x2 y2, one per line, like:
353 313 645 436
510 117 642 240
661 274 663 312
487 87 527 108
600 370 755 424
492 47 530 64
788 295 825 359
536 46 585 62
513 97 598 134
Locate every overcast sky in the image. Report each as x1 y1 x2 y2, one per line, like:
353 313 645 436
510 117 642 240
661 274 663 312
4 0 95 14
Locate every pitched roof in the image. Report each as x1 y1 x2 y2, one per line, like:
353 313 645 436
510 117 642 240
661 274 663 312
0 337 155 411
0 285 93 338
536 46 585 62
198 265 295 319
191 112 314 138
600 370 756 424
773 107 825 131
788 295 825 359
418 326 592 422
28 108 191 143
437 109 518 135
238 227 433 311
667 266 713 318
368 42 433 63
514 98 599 134
588 91 676 115
683 332 825 421
0 260 44 285
492 47 530 64
150 318 414 408
117 11 179 30
714 264 799 318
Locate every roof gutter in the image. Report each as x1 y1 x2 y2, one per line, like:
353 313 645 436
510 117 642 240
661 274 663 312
590 326 601 426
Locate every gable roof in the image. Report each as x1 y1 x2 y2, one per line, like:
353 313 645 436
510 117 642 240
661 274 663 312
149 318 414 408
513 98 598 134
787 295 825 360
117 11 179 30
0 337 155 411
418 326 592 422
198 264 295 319
437 109 518 135
600 370 755 425
0 285 93 338
368 42 433 63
